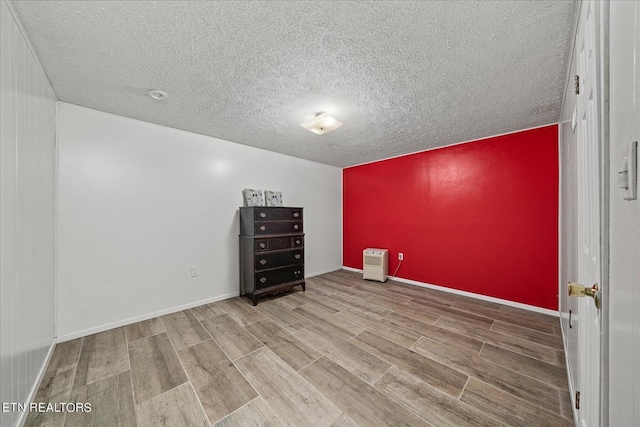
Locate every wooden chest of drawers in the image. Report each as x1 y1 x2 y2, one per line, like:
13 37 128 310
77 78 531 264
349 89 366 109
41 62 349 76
239 206 305 305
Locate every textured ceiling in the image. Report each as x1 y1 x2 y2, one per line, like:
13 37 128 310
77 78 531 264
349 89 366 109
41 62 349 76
12 1 577 167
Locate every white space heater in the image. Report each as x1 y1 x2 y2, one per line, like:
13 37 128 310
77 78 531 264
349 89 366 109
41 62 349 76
363 248 388 282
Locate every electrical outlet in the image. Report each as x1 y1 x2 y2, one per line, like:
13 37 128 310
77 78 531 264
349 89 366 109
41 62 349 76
191 266 199 277
398 253 404 260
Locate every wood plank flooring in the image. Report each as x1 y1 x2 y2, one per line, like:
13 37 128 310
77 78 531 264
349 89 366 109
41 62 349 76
25 270 572 426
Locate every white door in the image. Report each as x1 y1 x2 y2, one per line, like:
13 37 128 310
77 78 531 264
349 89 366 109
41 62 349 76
573 0 604 426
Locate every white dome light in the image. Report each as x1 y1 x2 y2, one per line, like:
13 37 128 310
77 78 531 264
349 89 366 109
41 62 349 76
300 112 343 135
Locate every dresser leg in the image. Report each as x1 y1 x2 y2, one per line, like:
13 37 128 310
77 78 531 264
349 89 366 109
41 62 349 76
252 294 257 306
301 281 306 292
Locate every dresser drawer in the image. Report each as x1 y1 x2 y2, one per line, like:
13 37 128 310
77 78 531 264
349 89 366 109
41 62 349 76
255 221 303 235
255 236 304 252
254 207 302 221
255 249 303 270
239 206 305 305
255 265 304 289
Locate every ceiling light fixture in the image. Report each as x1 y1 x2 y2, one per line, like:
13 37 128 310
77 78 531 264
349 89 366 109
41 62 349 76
147 89 168 100
300 112 343 135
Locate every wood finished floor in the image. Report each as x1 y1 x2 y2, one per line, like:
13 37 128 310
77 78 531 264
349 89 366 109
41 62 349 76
25 270 573 427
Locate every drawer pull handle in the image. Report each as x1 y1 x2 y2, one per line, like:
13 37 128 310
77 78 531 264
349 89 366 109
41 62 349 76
260 259 267 265
295 240 301 245
259 212 266 218
259 277 267 283
259 243 266 249
295 254 301 260
259 225 266 231
294 212 300 218
293 224 299 230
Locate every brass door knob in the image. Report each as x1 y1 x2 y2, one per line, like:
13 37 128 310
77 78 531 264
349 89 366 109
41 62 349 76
568 282 601 309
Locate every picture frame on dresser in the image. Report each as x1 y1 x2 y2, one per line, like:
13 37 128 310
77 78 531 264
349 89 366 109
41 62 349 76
243 188 264 206
264 190 283 207
239 206 305 305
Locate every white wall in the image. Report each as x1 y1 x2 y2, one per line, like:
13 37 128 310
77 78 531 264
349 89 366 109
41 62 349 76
608 2 640 425
56 103 342 340
0 1 58 426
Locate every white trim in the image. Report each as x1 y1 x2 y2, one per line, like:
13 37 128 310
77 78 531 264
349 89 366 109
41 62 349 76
3 0 57 100
56 292 238 342
54 104 59 340
557 124 565 339
16 340 56 427
306 266 342 278
56 265 342 342
343 123 559 170
597 3 611 425
342 266 559 317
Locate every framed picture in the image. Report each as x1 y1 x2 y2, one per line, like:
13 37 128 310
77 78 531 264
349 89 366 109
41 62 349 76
243 188 264 206
264 190 283 207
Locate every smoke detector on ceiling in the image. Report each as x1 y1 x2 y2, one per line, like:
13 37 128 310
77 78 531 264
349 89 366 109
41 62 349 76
300 112 343 135
147 89 168 100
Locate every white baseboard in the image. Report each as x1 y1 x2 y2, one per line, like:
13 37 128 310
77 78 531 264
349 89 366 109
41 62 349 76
56 266 344 343
306 266 343 278
56 292 238 343
341 266 559 317
61 263 555 342
17 339 57 427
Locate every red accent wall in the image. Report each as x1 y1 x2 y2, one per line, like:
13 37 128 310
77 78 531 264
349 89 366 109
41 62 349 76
343 125 559 310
